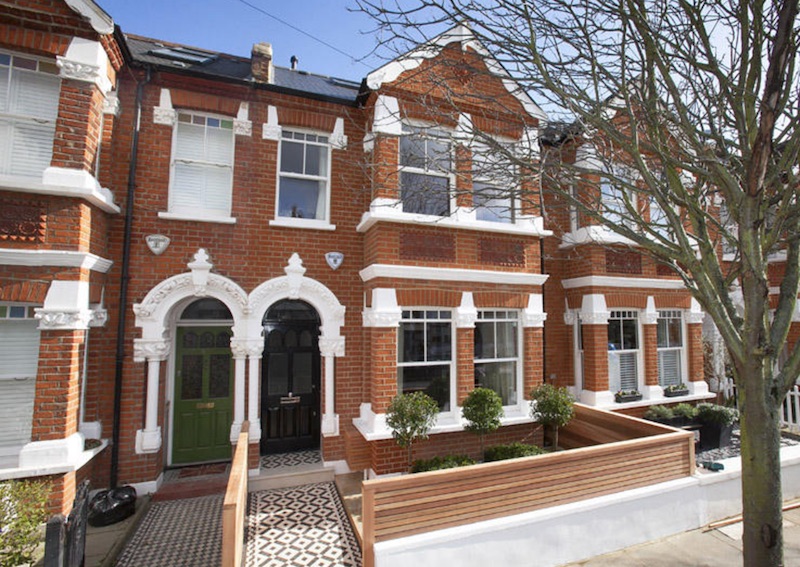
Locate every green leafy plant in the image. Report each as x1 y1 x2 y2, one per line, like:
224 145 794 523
673 403 698 421
462 387 504 456
411 454 476 473
643 404 674 422
386 391 440 472
484 442 546 462
696 403 739 427
664 383 689 393
0 480 49 567
530 383 575 450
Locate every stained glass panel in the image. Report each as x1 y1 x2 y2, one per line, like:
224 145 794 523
209 354 231 398
180 354 203 399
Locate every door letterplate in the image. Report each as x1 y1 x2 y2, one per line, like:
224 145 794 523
196 402 215 409
280 396 301 405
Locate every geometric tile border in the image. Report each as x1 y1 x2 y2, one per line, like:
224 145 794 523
260 449 323 470
115 494 223 567
245 482 362 567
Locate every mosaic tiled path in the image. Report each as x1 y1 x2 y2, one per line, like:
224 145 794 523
115 494 223 567
245 482 362 567
260 449 322 469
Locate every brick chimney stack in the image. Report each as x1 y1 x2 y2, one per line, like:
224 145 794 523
251 42 274 83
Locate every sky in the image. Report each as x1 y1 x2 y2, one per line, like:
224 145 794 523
98 0 388 82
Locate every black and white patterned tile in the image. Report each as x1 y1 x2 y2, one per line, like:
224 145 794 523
260 449 322 470
245 482 361 567
115 494 223 567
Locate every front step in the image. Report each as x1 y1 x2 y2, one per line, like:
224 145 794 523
249 464 335 492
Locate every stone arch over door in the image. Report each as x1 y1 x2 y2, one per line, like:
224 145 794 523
248 253 346 437
132 249 249 455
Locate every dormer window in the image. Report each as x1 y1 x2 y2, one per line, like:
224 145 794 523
399 125 453 216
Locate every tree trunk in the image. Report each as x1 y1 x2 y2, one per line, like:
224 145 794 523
738 358 784 566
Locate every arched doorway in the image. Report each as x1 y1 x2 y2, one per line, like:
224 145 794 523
172 298 234 464
261 300 321 454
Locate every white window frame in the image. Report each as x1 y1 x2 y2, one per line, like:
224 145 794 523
474 310 522 407
166 110 235 222
657 309 686 388
273 128 333 229
607 310 642 393
397 309 456 414
0 50 61 180
399 123 456 217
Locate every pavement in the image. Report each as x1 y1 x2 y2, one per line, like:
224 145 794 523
84 495 151 567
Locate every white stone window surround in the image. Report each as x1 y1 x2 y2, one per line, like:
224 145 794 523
133 250 346 462
356 290 543 440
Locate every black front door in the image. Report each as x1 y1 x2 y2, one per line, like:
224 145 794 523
260 301 321 454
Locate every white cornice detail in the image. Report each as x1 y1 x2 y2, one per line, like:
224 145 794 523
360 264 548 286
357 199 552 237
57 38 113 94
561 276 687 290
64 0 114 34
262 105 281 140
0 172 119 214
0 249 113 272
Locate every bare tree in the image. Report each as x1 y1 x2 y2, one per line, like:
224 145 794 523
357 1 800 565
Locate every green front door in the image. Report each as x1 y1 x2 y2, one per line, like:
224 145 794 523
173 326 234 464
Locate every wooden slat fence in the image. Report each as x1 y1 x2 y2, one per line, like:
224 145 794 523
222 421 249 567
361 404 694 567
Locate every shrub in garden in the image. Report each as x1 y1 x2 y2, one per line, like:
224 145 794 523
411 455 476 473
0 480 49 567
530 383 575 450
386 391 439 472
462 387 504 455
484 442 546 462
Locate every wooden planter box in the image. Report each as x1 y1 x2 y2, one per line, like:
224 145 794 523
698 423 733 451
664 388 689 398
615 393 643 403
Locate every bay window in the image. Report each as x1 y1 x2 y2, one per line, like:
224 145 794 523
0 52 60 179
657 310 684 388
474 311 520 405
398 310 452 411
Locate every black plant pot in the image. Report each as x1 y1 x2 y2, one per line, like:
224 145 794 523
664 388 689 398
699 423 733 451
615 393 643 403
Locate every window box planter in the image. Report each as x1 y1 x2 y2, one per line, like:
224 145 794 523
664 384 689 398
614 390 642 403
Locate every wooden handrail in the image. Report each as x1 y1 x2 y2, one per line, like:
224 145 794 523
222 421 249 567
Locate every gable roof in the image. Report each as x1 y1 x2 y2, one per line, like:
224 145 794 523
124 35 362 104
365 23 547 122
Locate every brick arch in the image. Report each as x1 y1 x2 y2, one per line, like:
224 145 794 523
0 279 49 304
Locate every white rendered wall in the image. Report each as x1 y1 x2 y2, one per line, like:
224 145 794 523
374 445 800 567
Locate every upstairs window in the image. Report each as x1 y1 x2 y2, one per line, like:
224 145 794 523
607 310 640 393
399 125 453 216
657 310 684 388
170 111 234 218
398 310 453 411
0 52 60 179
473 142 514 223
277 130 331 221
474 311 520 405
600 165 637 228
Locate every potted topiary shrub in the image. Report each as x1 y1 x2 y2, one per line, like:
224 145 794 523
643 404 675 425
462 387 504 457
696 403 739 450
664 383 690 397
672 403 698 427
386 391 440 473
530 383 575 450
615 389 643 403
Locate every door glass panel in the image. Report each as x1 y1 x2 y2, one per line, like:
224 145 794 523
268 329 283 349
209 353 231 398
267 353 289 395
215 331 231 348
183 331 198 348
200 332 214 348
293 352 313 394
181 354 203 399
285 329 298 348
299 329 312 347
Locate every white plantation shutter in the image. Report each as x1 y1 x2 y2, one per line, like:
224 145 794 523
0 319 40 450
618 351 638 391
658 349 682 387
171 113 234 216
11 70 60 119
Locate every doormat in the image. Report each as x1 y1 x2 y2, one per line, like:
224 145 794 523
168 462 230 480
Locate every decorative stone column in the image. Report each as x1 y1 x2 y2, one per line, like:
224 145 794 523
229 338 250 442
642 297 662 399
579 294 613 405
133 338 170 454
319 336 345 437
455 292 478 406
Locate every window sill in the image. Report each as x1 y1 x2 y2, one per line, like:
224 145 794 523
0 170 119 214
158 211 237 224
0 438 108 481
269 218 336 231
559 226 637 249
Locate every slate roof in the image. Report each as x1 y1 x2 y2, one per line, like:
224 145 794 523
124 35 362 104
